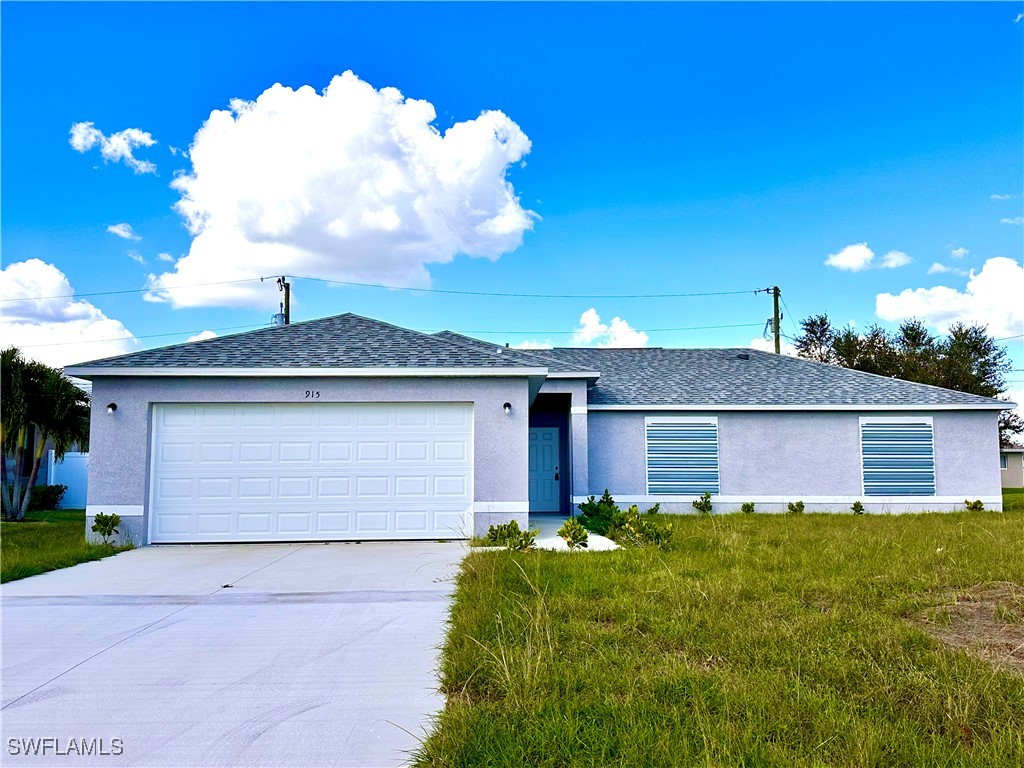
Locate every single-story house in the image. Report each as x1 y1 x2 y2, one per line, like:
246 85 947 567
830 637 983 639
65 313 1011 545
1001 446 1024 489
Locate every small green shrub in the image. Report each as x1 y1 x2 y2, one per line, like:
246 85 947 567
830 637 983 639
482 520 538 551
787 500 805 515
692 492 713 515
557 518 589 550
90 512 121 544
608 505 674 548
28 484 68 512
964 499 985 512
577 489 619 535
852 500 865 515
740 502 756 514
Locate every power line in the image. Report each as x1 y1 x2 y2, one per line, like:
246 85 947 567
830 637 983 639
0 277 267 303
428 321 765 336
16 323 268 349
288 275 760 300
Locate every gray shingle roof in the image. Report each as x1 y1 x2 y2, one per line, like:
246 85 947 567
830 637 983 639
543 347 1009 408
431 331 589 374
68 314 539 370
66 312 1010 409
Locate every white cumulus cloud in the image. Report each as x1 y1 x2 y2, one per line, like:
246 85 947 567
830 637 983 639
69 122 157 174
1000 217 1023 225
146 71 536 308
949 246 969 259
876 257 1024 339
127 251 145 264
107 223 141 240
572 309 649 348
749 336 798 356
156 252 175 262
991 194 1014 201
1 259 138 367
824 243 911 272
927 262 967 276
187 330 218 342
513 340 553 350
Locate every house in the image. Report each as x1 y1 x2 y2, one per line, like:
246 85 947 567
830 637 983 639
64 313 1011 545
1001 446 1024 489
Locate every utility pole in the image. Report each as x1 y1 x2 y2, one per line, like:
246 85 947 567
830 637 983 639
772 285 781 354
277 276 291 325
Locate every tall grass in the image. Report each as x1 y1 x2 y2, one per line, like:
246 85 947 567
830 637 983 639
418 510 1024 767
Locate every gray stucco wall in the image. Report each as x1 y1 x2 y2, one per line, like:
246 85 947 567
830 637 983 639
85 376 530 543
585 409 1003 513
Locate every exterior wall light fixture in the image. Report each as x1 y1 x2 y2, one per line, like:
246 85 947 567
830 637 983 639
106 403 118 414
503 402 512 415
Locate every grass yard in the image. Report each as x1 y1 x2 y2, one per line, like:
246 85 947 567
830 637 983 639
1003 487 1024 512
1 509 132 583
418 506 1024 767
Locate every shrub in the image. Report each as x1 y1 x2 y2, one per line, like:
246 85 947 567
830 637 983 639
577 489 619 535
740 502 756 514
557 518 589 550
852 500 865 515
482 520 538 551
787 501 805 514
608 505 674 548
964 499 985 512
507 527 538 552
692 492 713 515
91 512 121 544
27 484 68 512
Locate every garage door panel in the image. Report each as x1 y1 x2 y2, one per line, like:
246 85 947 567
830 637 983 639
150 403 472 542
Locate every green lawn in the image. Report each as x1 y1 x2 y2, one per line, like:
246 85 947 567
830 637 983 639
1 509 132 583
418 505 1024 767
1003 487 1024 512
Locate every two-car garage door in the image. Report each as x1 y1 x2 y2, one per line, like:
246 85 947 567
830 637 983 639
149 403 473 543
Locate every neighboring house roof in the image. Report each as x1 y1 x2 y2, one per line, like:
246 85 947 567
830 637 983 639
543 347 1010 409
64 312 1010 411
1002 447 1024 453
67 314 540 371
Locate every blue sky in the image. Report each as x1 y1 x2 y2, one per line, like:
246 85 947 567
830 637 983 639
2 2 1022 386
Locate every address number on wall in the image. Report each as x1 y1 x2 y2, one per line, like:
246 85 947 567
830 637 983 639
304 390 321 399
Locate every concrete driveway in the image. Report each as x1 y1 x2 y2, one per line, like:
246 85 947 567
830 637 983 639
1 541 462 767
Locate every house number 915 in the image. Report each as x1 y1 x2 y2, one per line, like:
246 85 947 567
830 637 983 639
304 390 321 399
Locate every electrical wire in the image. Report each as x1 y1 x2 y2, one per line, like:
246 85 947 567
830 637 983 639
16 323 269 349
0 277 268 303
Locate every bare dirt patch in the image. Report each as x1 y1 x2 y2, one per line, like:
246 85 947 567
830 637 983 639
909 582 1024 675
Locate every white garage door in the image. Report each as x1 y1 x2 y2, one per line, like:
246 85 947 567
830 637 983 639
149 403 473 543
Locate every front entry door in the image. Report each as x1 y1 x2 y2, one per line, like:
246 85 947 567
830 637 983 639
529 427 560 512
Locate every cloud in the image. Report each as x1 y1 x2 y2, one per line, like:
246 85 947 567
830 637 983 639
991 194 1015 201
950 246 969 259
572 309 649 348
749 336 798 356
1000 217 1024 225
187 330 218 342
69 122 157 174
880 250 911 269
107 223 141 241
824 243 910 272
0 259 138 367
156 252 175 262
512 339 553 350
876 257 1024 339
127 251 145 264
825 243 874 271
1015 13 1023 23
927 262 967 277
146 71 536 308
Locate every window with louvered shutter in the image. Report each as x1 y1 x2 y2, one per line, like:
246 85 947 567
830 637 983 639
645 418 720 495
859 418 935 496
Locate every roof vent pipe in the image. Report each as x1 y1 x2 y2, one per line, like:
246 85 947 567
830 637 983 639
736 352 750 360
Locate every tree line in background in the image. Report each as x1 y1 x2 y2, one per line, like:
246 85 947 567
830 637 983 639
793 316 1023 447
1 347 91 520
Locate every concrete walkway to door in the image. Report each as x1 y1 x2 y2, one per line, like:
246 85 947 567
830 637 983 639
1 541 462 767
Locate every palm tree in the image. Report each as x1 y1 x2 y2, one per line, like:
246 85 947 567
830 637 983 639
2 347 91 520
